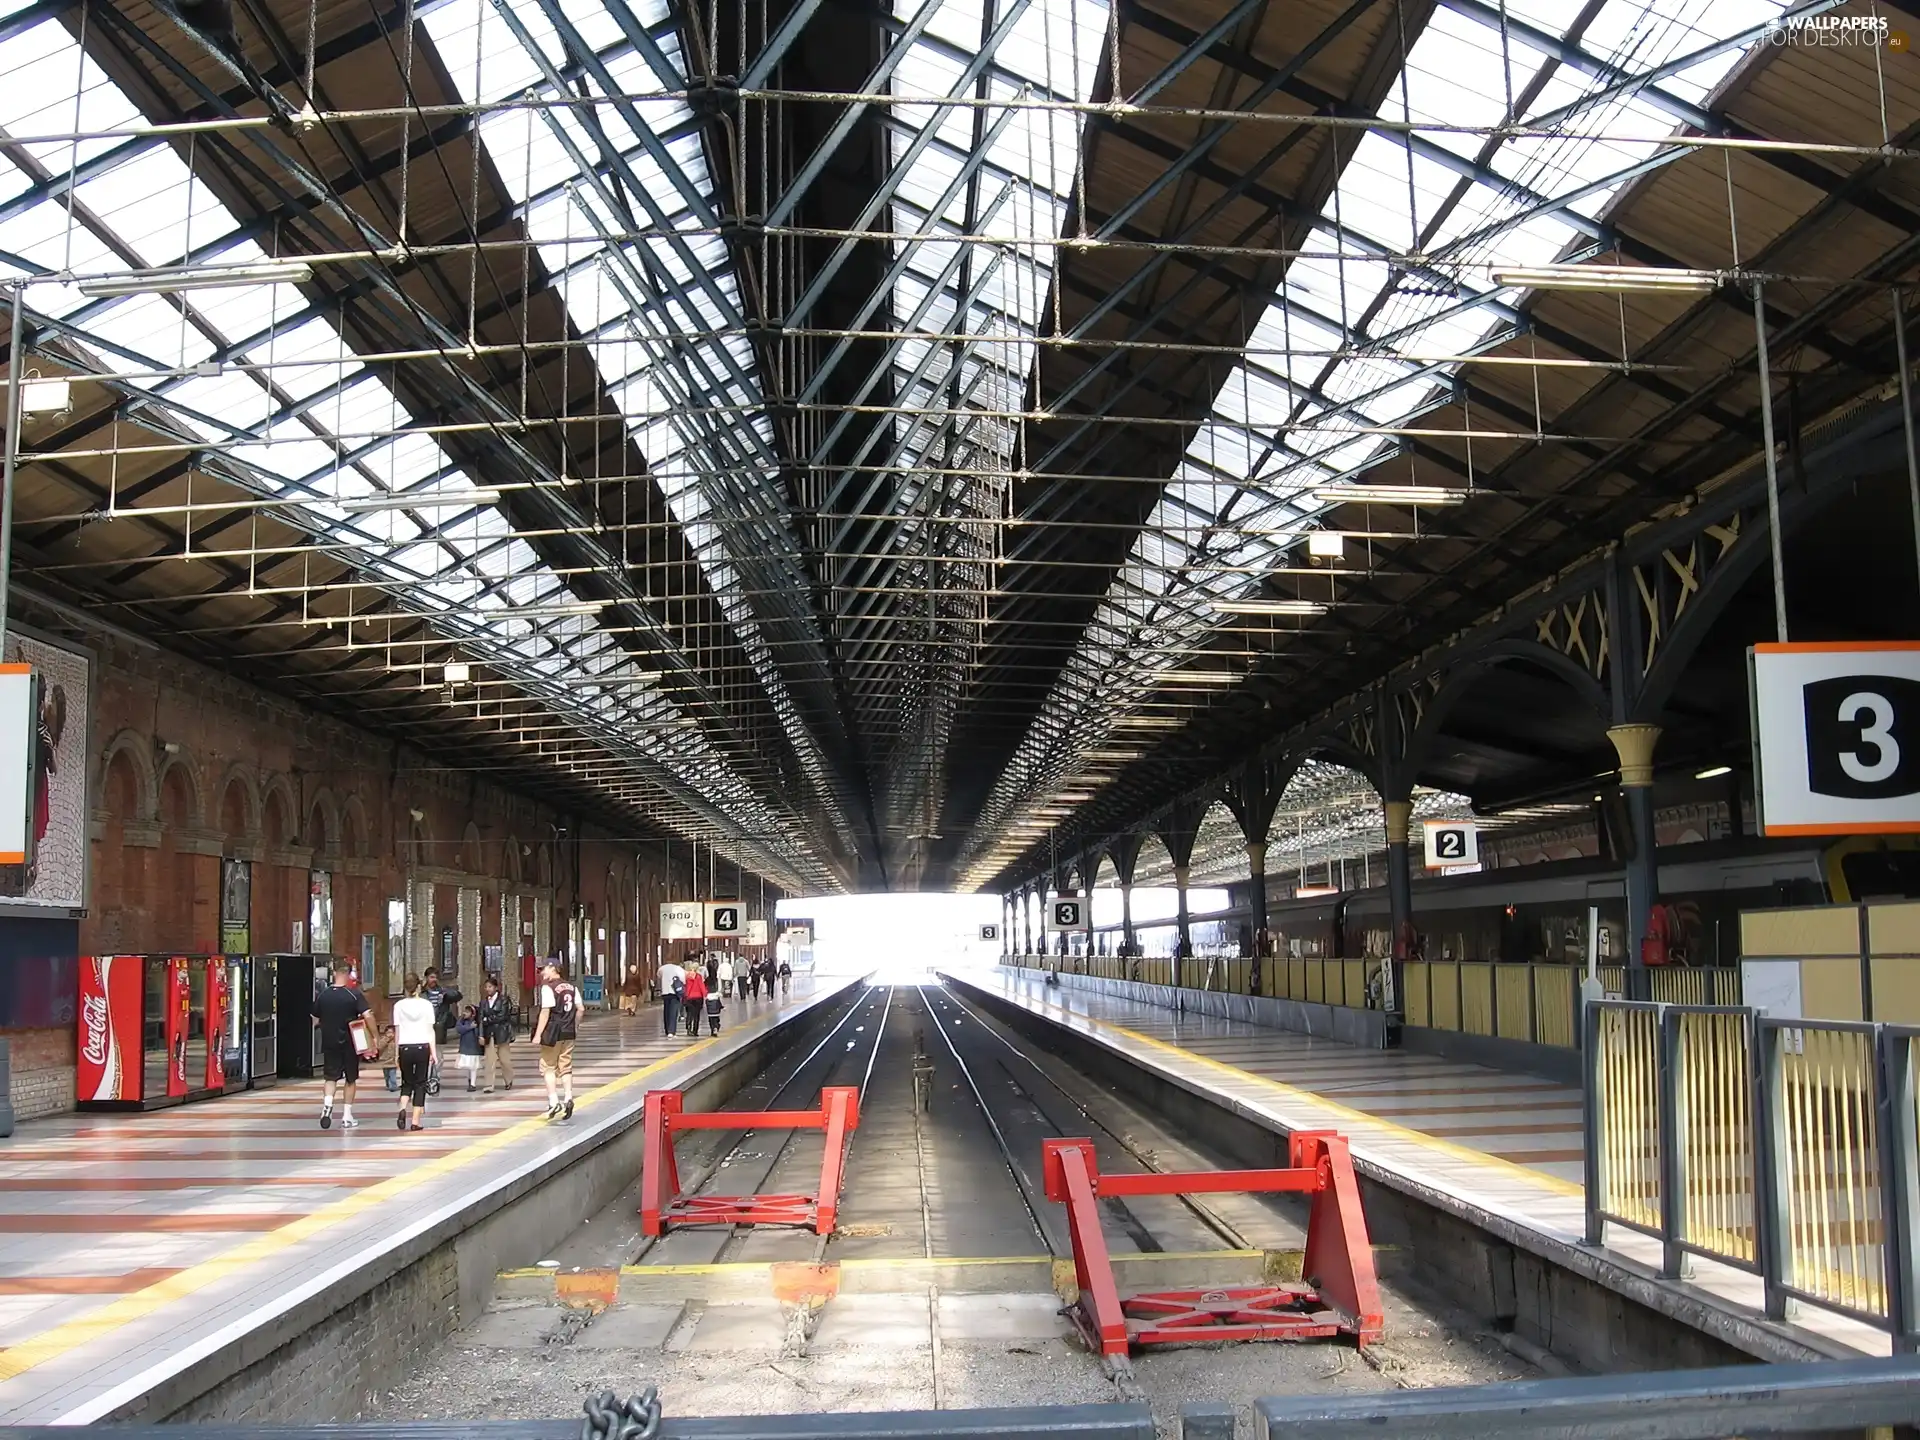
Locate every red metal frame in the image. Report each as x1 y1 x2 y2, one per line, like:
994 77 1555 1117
1041 1130 1384 1358
640 1086 860 1237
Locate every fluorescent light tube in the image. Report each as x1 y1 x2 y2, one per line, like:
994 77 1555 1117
479 599 609 619
1311 484 1467 506
77 260 315 297
1489 264 1717 294
1695 765 1732 780
1155 669 1242 684
339 488 501 512
1211 598 1327 616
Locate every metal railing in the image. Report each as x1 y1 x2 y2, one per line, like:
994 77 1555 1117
1584 1000 1920 1348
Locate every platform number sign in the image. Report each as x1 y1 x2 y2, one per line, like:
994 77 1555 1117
1049 895 1088 931
704 902 743 938
979 923 1000 943
1751 642 1920 835
1422 819 1478 869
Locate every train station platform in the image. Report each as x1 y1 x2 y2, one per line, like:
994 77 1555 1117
0 976 861 1426
945 967 1889 1367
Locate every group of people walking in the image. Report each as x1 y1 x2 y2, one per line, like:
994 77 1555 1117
311 958 581 1130
654 950 790 1038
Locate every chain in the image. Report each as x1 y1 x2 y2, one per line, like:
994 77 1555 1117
581 1388 662 1440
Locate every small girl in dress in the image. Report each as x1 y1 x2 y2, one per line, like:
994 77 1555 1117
456 1005 485 1091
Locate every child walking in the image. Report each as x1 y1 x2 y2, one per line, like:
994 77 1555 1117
377 1020 399 1092
704 986 723 1035
456 1005 485 1091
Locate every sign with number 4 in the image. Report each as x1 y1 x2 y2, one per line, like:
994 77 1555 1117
1752 642 1920 835
1423 819 1478 868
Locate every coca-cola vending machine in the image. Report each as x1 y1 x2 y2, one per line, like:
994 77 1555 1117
77 955 222 1110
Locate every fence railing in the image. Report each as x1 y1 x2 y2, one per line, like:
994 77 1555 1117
1003 955 1743 1051
1584 1000 1920 1348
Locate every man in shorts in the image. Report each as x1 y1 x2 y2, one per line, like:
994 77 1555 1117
312 963 370 1129
534 959 578 1121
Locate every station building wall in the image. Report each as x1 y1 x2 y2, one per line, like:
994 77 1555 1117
2 600 763 1123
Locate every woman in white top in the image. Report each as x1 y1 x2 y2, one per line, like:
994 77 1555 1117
716 953 735 998
391 974 439 1131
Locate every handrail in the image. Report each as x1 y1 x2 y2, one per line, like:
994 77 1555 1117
1584 999 1920 1350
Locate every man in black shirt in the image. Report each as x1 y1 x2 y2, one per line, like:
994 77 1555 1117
312 963 370 1129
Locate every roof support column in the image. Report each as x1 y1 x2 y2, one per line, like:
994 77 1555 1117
1609 723 1663 999
1107 833 1144 976
1158 798 1207 991
1382 798 1413 1018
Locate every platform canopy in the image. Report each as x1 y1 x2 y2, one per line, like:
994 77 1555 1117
1 0 1915 890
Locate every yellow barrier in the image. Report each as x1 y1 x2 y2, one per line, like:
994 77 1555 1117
1594 1004 1662 1233
1404 961 1431 1028
1494 964 1533 1041
1534 967 1575 1048
1306 959 1325 1005
1430 962 1460 1031
1344 959 1367 1011
1460 963 1496 1036
1774 1025 1887 1320
1675 1009 1757 1266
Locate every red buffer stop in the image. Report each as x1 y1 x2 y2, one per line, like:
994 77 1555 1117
640 1086 860 1237
1042 1129 1384 1359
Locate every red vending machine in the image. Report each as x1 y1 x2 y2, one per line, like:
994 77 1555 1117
78 955 221 1110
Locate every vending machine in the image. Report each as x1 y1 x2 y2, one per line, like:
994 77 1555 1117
244 954 278 1088
76 955 220 1110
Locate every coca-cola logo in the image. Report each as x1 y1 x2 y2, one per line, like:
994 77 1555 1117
81 993 109 1065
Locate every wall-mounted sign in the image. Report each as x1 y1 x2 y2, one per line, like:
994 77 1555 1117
704 901 743 938
1423 819 1479 868
744 919 769 945
1048 895 1088 931
661 901 703 940
1752 642 1920 835
979 923 1000 942
0 629 90 911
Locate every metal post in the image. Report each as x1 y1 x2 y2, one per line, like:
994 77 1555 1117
1753 280 1790 644
0 283 24 652
1582 998 1607 1246
1657 1007 1688 1278
1876 1028 1920 1353
1898 287 1920 610
1755 1019 1794 1321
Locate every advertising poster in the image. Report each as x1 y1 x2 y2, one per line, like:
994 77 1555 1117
0 629 90 910
220 858 251 953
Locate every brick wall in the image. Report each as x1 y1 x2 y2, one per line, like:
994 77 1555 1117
5 597 782 1121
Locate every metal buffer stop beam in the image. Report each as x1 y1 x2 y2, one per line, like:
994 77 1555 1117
640 1086 860 1236
1041 1130 1384 1358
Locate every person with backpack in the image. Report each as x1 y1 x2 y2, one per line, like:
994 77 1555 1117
703 980 724 1035
681 966 707 1036
657 957 686 1037
534 959 578 1121
778 958 792 996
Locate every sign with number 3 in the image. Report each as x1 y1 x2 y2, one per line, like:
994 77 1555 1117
1751 642 1920 835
